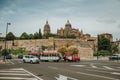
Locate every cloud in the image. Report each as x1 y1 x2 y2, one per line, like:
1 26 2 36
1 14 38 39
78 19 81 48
96 18 117 24
0 0 120 40
118 24 120 28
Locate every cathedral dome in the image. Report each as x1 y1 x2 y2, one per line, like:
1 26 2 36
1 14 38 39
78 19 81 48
65 20 71 27
44 20 51 34
44 21 50 29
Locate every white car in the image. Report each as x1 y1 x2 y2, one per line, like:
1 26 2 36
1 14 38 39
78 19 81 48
23 55 39 63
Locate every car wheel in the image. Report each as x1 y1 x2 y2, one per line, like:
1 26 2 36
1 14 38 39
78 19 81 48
30 60 33 64
23 60 26 63
65 60 68 62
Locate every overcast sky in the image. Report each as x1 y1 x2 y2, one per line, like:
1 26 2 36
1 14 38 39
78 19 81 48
0 0 120 40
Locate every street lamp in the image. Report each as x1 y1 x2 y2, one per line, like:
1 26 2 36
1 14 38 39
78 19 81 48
0 33 2 38
3 23 11 61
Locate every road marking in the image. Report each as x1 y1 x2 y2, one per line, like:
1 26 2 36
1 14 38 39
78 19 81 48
23 68 43 80
76 72 119 80
0 73 30 76
90 64 97 68
0 68 43 80
111 72 120 75
71 65 86 67
0 70 25 73
103 66 114 70
85 69 110 73
0 77 38 80
55 74 78 80
9 68 24 70
8 60 14 64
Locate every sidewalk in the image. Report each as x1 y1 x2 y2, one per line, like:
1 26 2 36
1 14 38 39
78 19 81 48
81 56 109 61
0 57 10 64
81 57 120 63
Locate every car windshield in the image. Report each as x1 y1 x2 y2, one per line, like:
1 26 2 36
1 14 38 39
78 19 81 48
112 54 118 56
30 56 36 58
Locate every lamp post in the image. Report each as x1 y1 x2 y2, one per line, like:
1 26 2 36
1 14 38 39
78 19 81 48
3 23 11 61
0 33 2 50
0 33 2 39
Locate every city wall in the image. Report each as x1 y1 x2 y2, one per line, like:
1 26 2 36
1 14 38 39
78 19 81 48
0 38 94 59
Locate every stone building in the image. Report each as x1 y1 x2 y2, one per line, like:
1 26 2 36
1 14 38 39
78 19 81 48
57 20 84 38
0 20 99 59
44 21 51 35
112 40 120 53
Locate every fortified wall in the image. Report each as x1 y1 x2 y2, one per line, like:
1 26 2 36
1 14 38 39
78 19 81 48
0 38 94 59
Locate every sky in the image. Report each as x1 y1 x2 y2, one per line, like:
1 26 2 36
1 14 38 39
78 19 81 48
0 0 120 40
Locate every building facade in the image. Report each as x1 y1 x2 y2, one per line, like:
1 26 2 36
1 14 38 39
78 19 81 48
44 21 51 35
57 20 84 38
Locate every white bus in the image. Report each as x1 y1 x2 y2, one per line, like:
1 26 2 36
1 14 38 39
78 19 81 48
31 50 61 62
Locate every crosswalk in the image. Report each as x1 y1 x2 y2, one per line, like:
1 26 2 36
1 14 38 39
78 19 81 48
71 64 120 71
0 68 43 80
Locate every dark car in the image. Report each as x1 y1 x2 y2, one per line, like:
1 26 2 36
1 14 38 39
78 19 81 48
6 55 12 59
109 54 120 60
18 55 23 59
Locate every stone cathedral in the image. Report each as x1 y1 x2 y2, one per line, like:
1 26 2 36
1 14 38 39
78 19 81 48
44 20 91 40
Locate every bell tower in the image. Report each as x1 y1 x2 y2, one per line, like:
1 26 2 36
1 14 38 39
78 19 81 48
44 20 51 35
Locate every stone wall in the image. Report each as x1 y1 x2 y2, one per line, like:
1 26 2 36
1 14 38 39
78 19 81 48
0 38 94 59
78 47 93 59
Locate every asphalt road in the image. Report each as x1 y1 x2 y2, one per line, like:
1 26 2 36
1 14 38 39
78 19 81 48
0 59 120 80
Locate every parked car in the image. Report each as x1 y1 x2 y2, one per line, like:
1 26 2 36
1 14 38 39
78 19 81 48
109 54 120 60
6 55 12 59
23 55 39 63
18 55 23 59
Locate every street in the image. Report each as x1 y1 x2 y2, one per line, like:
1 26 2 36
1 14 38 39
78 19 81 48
0 59 120 80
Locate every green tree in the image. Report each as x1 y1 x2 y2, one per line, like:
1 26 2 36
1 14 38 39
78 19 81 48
67 46 78 54
29 34 34 39
39 28 42 39
112 45 118 53
6 32 15 40
9 49 29 55
97 35 111 56
98 35 111 51
58 46 67 56
34 32 39 39
43 33 58 39
20 32 29 39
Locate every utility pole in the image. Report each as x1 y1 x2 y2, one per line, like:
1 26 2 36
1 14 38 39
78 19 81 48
4 23 11 61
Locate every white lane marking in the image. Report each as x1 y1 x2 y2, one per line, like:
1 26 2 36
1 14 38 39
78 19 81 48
55 74 78 80
0 71 25 73
23 68 43 80
111 72 120 75
48 66 58 70
86 69 120 76
0 73 30 76
0 77 38 80
0 68 43 80
71 65 86 67
90 64 97 68
85 69 110 73
103 66 114 70
76 72 119 80
8 60 14 64
10 68 24 70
